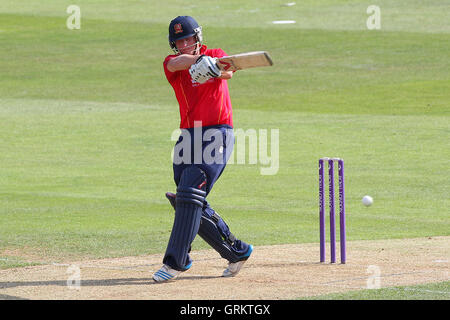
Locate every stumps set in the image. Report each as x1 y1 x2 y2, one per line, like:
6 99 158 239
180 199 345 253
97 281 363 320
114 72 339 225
319 158 346 264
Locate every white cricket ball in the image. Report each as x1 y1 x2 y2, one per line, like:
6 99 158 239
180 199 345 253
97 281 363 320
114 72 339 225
362 195 373 206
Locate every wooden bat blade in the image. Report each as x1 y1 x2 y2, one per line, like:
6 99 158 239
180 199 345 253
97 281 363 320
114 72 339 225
217 51 273 71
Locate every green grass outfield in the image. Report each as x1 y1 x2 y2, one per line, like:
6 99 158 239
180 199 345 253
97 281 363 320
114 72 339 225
0 0 449 298
304 281 450 300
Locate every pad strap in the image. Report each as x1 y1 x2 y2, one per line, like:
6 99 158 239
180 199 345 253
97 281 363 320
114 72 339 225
210 212 237 245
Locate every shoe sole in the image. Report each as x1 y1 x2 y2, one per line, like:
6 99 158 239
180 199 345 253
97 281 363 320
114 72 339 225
222 245 253 277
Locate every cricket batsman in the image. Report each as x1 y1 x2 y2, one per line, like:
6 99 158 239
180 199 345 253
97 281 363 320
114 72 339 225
152 16 253 282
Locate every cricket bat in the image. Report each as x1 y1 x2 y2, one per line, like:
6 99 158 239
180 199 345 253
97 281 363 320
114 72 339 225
216 51 273 71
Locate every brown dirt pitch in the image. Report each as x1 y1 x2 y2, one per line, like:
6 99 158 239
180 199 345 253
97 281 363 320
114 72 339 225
0 236 448 300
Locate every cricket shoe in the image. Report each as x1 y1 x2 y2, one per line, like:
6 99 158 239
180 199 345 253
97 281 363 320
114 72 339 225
153 263 191 283
222 245 253 277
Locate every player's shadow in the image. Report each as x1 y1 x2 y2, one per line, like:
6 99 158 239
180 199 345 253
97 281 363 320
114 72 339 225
0 293 29 300
0 275 221 289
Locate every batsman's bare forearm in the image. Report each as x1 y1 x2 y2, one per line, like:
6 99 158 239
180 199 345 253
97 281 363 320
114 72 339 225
218 71 233 80
167 54 201 72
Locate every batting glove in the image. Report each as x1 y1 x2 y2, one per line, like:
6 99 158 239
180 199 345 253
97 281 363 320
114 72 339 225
189 55 221 84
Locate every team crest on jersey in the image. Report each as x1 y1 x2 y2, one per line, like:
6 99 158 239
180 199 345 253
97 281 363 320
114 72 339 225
174 23 183 34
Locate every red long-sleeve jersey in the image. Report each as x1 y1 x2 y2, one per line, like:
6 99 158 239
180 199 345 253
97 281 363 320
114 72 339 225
163 45 233 129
